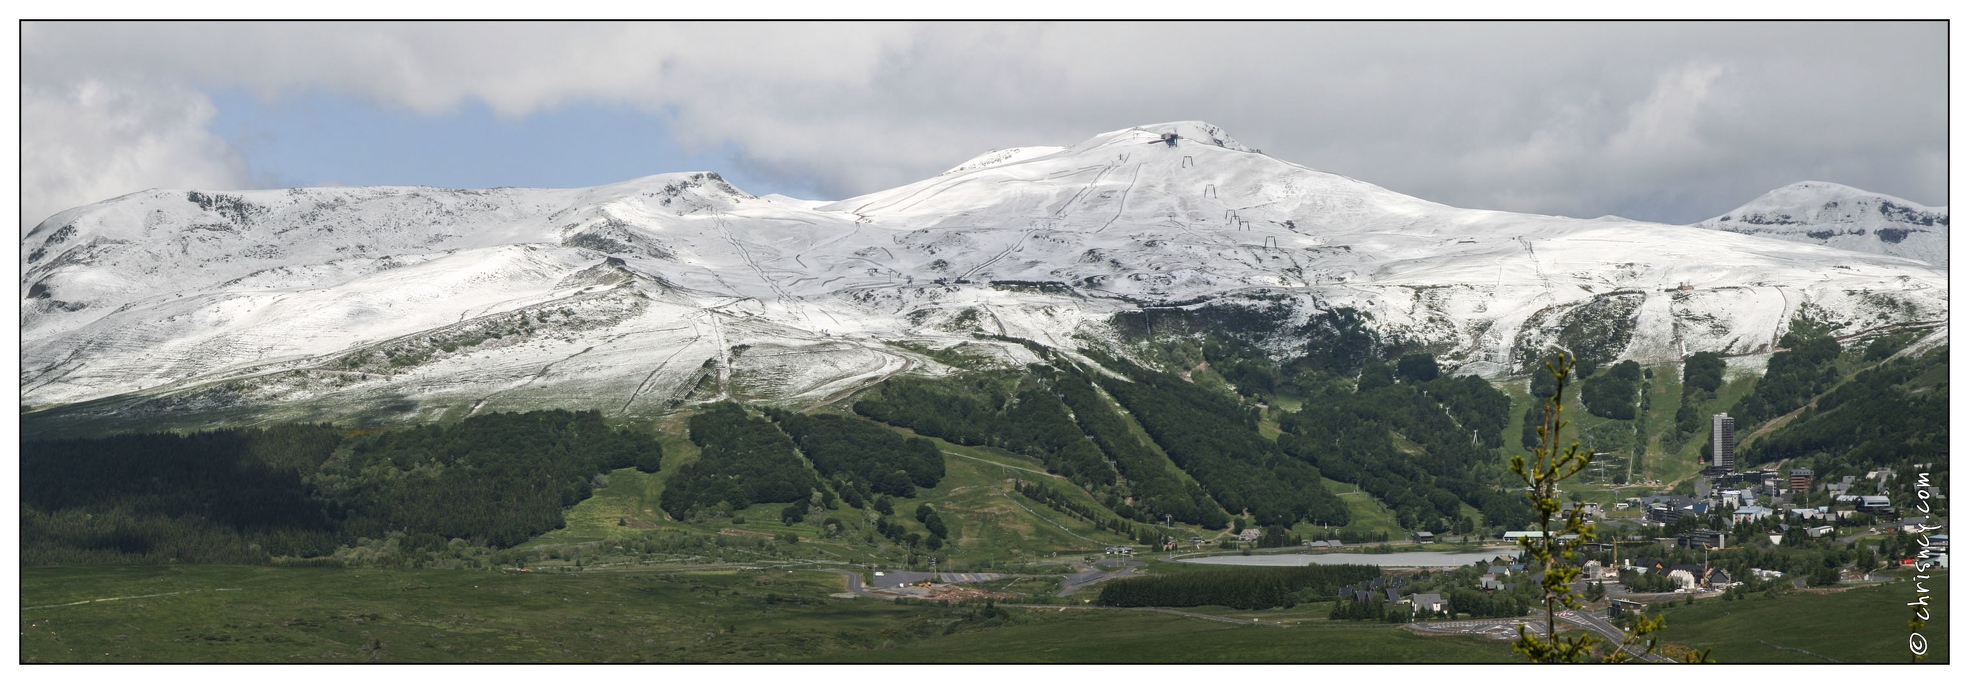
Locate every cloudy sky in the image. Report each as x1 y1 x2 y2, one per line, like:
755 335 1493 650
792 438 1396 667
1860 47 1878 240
20 21 1947 233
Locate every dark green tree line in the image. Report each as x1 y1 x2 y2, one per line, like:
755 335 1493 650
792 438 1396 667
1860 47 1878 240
659 403 813 520
772 411 944 497
1097 564 1379 609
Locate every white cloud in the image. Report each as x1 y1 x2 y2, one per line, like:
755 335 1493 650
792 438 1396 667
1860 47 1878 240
21 79 250 232
19 21 1946 229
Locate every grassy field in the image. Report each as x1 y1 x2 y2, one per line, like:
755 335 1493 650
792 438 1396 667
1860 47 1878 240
26 562 1942 664
19 564 1513 664
806 608 1521 663
20 564 915 663
1650 577 1949 663
1309 477 1405 540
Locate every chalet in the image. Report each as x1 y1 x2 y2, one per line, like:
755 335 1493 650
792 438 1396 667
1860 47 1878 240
1732 505 1773 524
1237 528 1262 542
1410 593 1446 615
1411 531 1436 544
1385 587 1401 602
1789 506 1836 521
1479 574 1503 591
1706 568 1734 586
1899 516 1932 533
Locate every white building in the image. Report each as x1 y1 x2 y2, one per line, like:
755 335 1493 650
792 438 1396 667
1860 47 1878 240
1732 505 1773 524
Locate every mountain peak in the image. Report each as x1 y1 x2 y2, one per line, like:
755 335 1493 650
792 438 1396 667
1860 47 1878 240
1694 180 1947 267
1076 121 1255 154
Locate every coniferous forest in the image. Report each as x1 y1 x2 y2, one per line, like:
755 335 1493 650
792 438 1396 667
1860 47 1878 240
659 402 815 519
1091 352 1350 528
22 423 348 565
22 411 660 565
772 410 946 497
1278 359 1527 533
1097 564 1380 609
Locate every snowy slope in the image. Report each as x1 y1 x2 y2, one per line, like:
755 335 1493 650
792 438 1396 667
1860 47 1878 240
19 122 1949 433
1694 181 1948 268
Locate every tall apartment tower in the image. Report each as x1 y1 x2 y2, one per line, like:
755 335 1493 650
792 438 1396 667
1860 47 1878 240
1711 413 1736 472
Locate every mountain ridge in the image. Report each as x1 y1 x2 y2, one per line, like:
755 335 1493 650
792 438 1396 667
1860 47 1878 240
20 121 1948 434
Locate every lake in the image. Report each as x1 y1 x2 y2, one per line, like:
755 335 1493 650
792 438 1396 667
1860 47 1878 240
1177 550 1512 568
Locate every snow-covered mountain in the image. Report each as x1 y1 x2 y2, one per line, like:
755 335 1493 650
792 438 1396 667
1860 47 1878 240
1694 181 1948 268
20 122 1948 433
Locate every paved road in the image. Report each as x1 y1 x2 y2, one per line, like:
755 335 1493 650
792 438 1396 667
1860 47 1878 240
824 569 881 599
1554 610 1676 663
868 570 936 588
1407 616 1544 641
1000 603 1289 627
1405 609 1673 662
1056 559 1142 597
